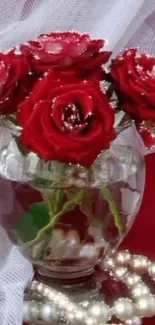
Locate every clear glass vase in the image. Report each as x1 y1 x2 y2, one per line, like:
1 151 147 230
0 121 145 287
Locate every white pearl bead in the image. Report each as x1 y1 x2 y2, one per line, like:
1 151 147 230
131 282 150 298
29 281 38 291
80 300 89 308
54 295 62 304
23 301 31 323
37 282 45 293
103 257 115 270
113 267 128 279
116 251 131 265
129 255 149 273
85 316 97 325
58 296 67 308
88 302 111 322
125 316 142 325
113 298 135 321
67 312 76 322
23 301 39 322
136 294 155 317
75 310 86 321
30 301 40 320
148 262 155 279
75 179 85 187
79 244 99 259
79 172 87 179
43 287 51 296
123 273 141 287
65 302 76 312
48 291 56 300
40 303 57 323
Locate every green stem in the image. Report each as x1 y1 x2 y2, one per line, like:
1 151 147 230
23 209 64 249
101 187 125 234
23 189 86 249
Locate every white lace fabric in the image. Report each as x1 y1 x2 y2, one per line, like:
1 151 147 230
0 241 33 325
0 1 155 324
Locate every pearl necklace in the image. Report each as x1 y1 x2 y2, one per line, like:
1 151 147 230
23 250 155 325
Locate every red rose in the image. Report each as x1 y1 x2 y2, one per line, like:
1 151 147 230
137 120 155 148
21 32 111 81
18 71 116 166
111 49 155 120
0 50 32 115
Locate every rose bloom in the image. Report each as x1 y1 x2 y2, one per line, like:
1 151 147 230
111 48 155 120
137 120 155 148
0 50 32 115
21 31 111 81
18 70 116 167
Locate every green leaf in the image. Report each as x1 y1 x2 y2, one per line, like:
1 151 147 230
15 213 37 242
101 187 125 234
15 202 50 243
29 202 49 227
91 218 105 228
23 189 86 248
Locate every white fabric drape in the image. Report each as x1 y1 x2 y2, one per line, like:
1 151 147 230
0 1 155 324
0 0 155 54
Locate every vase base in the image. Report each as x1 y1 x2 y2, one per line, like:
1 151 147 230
36 264 95 281
35 268 100 302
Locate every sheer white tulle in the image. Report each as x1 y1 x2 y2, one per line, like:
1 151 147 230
0 1 155 324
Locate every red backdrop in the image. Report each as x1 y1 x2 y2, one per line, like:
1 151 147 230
120 153 155 324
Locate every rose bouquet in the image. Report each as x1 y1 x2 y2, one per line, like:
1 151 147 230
0 32 146 279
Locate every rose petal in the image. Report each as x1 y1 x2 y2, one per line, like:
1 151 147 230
111 48 155 120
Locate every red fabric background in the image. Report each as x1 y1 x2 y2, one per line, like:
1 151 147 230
120 153 155 325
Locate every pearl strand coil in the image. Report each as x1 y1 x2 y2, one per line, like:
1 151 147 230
23 250 155 325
